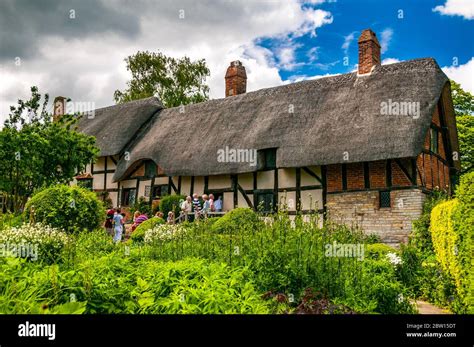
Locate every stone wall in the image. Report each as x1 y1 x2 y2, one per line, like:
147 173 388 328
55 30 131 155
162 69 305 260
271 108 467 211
326 189 426 247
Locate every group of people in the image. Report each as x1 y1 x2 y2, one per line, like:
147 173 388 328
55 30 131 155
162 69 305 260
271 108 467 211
104 193 224 243
179 193 222 222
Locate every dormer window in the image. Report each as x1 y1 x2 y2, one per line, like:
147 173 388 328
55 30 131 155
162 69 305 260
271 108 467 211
257 148 277 171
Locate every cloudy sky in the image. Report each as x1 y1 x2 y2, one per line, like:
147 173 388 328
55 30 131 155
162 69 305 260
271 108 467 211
0 0 473 123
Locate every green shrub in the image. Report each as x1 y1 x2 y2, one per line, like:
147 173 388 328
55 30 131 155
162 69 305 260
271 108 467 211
159 195 185 219
0 223 69 263
130 197 152 218
212 208 263 233
131 217 165 243
365 243 397 260
24 185 104 234
0 213 24 230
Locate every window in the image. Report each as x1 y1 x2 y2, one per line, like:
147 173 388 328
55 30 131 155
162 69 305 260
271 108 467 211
256 192 274 213
430 128 439 154
258 148 277 170
144 185 151 198
122 188 136 206
152 184 169 199
379 191 391 208
77 178 93 191
145 161 157 178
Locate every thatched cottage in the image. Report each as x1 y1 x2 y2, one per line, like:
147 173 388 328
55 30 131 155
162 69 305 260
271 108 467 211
63 29 460 245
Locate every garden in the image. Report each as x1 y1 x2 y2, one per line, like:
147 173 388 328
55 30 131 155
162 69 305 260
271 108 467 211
0 173 471 314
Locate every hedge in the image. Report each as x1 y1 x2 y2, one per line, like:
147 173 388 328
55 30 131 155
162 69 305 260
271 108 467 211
430 172 474 312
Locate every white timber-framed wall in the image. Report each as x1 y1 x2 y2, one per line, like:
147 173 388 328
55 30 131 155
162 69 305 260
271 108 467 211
78 157 325 217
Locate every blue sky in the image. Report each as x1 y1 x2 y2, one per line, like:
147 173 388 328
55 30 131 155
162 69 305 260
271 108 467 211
255 0 473 81
0 0 473 122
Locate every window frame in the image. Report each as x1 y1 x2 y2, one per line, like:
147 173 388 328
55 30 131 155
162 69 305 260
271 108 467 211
379 190 391 209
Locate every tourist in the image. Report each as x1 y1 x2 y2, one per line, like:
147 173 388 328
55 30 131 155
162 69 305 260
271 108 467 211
214 196 223 212
167 211 175 224
155 211 164 219
104 208 114 236
192 193 201 219
112 208 124 244
209 194 215 212
131 211 148 232
180 196 192 222
201 194 210 217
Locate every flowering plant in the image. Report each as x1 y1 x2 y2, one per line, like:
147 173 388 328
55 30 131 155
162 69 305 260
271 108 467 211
144 224 186 244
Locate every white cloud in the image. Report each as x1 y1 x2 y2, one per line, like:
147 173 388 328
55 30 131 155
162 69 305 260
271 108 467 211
341 32 356 55
381 58 401 65
0 1 334 123
433 0 474 20
380 28 393 54
442 57 474 94
285 72 340 83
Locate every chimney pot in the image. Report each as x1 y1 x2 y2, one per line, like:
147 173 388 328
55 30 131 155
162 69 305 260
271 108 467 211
53 96 67 122
358 29 381 75
225 60 247 97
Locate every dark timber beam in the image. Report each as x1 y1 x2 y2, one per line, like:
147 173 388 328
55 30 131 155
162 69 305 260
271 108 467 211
231 175 238 208
303 167 322 184
237 183 253 208
385 159 392 188
204 176 209 194
363 162 370 189
342 164 347 191
321 165 327 219
169 177 178 194
295 168 301 211
273 169 278 212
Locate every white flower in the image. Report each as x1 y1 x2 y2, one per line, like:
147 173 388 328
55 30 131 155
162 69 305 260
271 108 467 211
397 294 404 303
144 224 186 244
386 252 403 266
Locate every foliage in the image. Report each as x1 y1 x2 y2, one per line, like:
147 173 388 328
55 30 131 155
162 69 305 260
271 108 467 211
114 51 210 108
23 185 104 234
0 86 99 213
451 172 474 311
456 115 474 174
130 196 152 218
96 191 113 209
131 217 165 243
0 213 24 230
212 208 263 234
450 80 474 174
0 256 269 314
365 243 397 260
159 194 185 219
450 80 474 116
0 223 69 263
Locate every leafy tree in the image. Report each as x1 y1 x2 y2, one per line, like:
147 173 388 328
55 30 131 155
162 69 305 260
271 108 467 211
114 51 210 107
451 80 474 116
450 80 474 174
0 86 99 213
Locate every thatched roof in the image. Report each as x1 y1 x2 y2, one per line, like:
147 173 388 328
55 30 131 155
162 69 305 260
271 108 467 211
109 58 455 180
76 97 162 157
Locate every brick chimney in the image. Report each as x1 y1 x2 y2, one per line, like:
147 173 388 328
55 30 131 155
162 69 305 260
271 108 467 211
358 29 381 75
53 96 67 122
225 60 247 97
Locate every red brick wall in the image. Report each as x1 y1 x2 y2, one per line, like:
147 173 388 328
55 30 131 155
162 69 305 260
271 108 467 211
391 160 412 186
327 164 342 192
346 163 365 190
369 161 386 188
